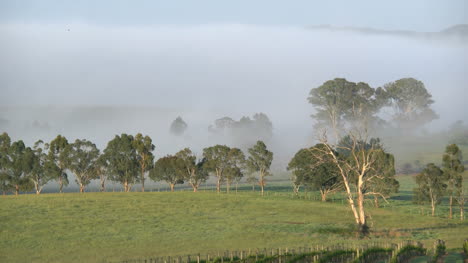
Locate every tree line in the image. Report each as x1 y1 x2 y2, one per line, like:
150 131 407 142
0 132 273 196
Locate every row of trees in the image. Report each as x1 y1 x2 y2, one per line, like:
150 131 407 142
414 144 465 219
0 132 274 195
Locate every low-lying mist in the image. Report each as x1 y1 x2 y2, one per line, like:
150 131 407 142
1 23 467 190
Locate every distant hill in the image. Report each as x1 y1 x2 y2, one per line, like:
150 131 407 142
305 24 468 42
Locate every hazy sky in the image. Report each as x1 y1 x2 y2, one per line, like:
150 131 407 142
0 1 467 179
1 0 467 31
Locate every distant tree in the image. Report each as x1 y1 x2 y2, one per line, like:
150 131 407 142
225 148 245 193
442 144 464 219
208 114 273 147
414 163 446 216
133 133 155 192
209 117 235 134
252 113 273 139
175 148 208 192
246 173 257 192
246 141 273 196
30 140 53 194
170 116 188 136
5 140 35 195
203 145 231 193
308 78 381 141
0 132 11 194
150 155 184 192
382 78 438 129
103 134 139 192
287 145 342 201
47 135 70 193
225 167 243 193
66 139 100 193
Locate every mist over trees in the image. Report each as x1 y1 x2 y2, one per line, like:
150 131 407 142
208 113 273 149
170 117 188 136
308 77 438 140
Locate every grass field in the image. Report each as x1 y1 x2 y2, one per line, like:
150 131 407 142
1 174 468 263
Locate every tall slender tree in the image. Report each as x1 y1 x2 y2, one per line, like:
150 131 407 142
0 132 11 194
175 148 208 192
66 139 100 193
246 141 273 196
414 163 446 216
30 140 53 194
442 144 464 219
226 148 245 193
95 154 109 192
133 133 155 192
47 135 70 193
203 145 231 193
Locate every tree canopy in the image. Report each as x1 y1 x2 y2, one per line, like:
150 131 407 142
288 144 341 201
102 134 139 192
246 140 273 196
150 155 184 192
133 133 155 192
66 139 100 193
414 163 446 216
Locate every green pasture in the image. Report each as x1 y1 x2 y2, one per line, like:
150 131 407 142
1 174 467 263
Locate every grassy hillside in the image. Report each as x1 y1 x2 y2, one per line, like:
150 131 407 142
1 185 467 263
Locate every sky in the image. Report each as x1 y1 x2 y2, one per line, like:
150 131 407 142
0 0 467 31
0 1 467 170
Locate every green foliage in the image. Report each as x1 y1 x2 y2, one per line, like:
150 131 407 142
351 247 392 263
30 140 54 194
382 78 438 129
432 240 446 262
133 133 155 191
389 245 426 263
317 250 355 263
442 144 464 207
308 78 384 137
463 239 468 255
175 148 208 191
170 116 188 136
0 132 12 192
1 139 35 194
203 145 245 192
65 139 100 192
102 134 140 192
246 141 272 194
150 155 184 191
337 136 399 205
287 144 341 201
414 163 446 215
47 135 70 192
